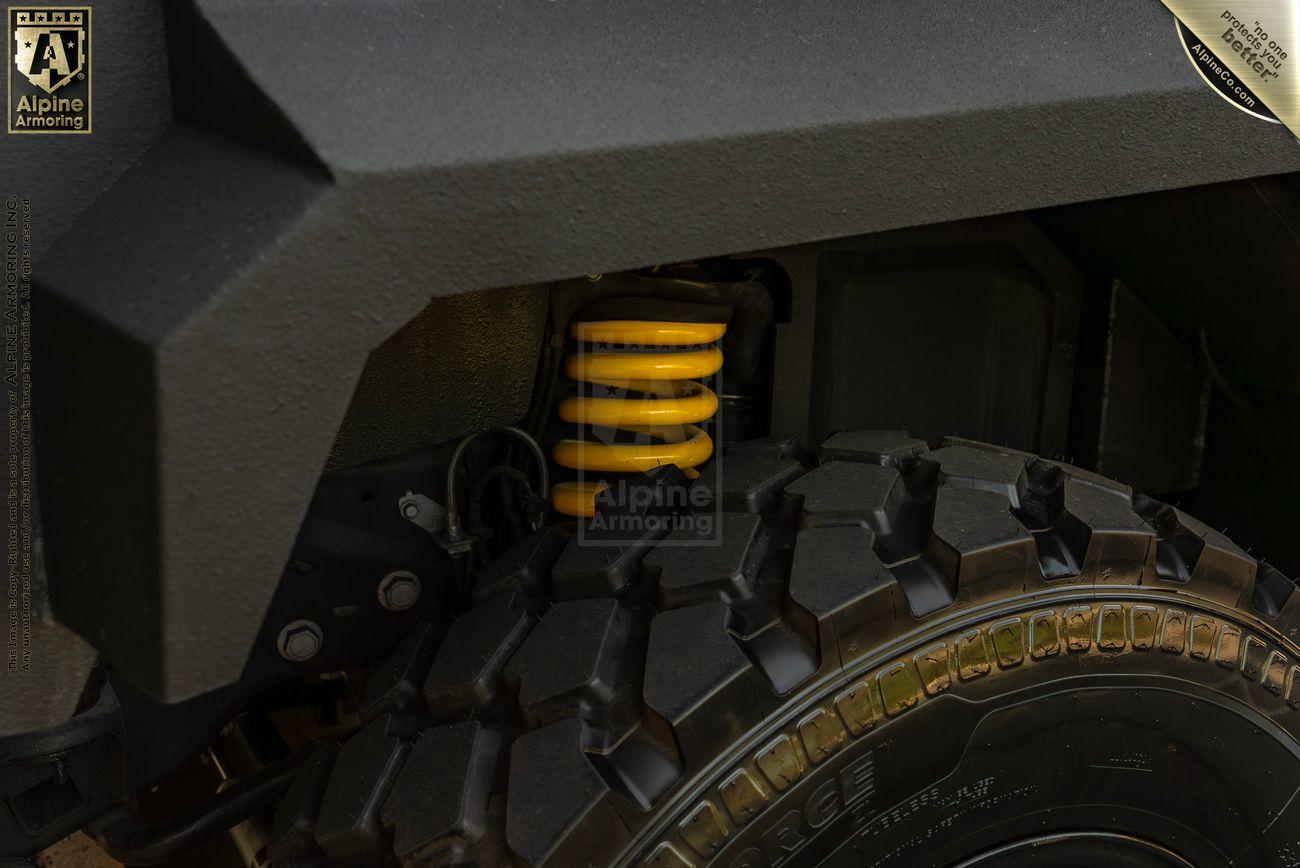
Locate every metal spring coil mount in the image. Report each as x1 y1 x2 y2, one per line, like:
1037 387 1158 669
551 320 726 518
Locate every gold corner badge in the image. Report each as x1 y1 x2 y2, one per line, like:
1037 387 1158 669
7 6 91 134
1163 1 1296 138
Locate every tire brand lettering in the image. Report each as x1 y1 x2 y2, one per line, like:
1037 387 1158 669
642 601 1295 867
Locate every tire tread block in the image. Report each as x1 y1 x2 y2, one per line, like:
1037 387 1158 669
1266 567 1300 643
422 594 534 719
939 436 1036 459
927 486 1037 587
647 512 766 608
789 526 903 670
1253 562 1297 620
506 718 631 867
267 742 338 866
314 716 409 865
1040 458 1131 495
381 721 499 863
551 538 636 600
1060 478 1155 581
551 469 692 599
473 526 570 606
1166 506 1257 607
924 445 1029 508
821 430 928 466
694 446 806 513
643 602 771 765
949 438 1130 501
360 621 445 728
505 598 635 727
786 462 906 527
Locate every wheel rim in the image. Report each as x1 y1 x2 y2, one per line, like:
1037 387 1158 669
950 831 1198 868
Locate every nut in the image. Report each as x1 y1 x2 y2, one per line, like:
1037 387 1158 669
277 620 323 663
378 570 421 611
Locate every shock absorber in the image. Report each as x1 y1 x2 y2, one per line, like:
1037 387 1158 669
551 319 727 517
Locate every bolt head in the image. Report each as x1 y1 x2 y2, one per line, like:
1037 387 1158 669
277 620 322 663
285 631 318 660
388 583 417 608
378 570 421 611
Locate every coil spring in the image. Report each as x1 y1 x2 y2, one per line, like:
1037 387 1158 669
551 320 727 517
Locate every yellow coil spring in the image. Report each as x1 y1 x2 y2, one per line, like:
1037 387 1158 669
551 320 727 518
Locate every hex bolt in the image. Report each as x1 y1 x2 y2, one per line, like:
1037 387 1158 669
378 570 422 611
277 619 323 663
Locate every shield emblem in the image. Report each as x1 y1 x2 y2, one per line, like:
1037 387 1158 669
13 17 84 94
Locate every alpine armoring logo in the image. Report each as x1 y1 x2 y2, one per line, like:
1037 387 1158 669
8 6 91 133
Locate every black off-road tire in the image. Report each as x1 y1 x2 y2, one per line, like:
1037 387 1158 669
265 432 1300 868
